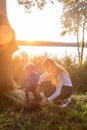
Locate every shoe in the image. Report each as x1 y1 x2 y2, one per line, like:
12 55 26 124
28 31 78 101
59 98 71 108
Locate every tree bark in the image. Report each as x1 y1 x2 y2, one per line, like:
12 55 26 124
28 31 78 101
0 0 7 15
0 48 14 91
80 21 85 65
0 8 18 92
77 27 81 64
0 25 18 92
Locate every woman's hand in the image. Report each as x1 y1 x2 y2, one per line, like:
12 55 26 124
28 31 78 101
39 98 48 106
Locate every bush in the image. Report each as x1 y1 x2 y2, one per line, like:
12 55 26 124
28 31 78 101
68 64 87 93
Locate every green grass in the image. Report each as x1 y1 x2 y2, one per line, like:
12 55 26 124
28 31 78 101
0 90 87 130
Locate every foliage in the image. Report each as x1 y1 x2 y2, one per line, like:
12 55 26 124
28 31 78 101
0 91 87 130
62 55 72 68
59 0 87 64
60 0 87 34
12 52 87 93
12 51 29 83
17 0 55 12
68 63 87 93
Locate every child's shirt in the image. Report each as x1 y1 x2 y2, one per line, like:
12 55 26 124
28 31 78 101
21 70 40 89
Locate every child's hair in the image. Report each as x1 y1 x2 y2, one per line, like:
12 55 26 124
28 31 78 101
23 63 35 72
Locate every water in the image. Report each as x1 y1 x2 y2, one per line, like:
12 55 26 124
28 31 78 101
14 46 87 62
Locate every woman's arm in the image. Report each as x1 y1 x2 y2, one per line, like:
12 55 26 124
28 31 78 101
39 73 64 106
36 71 51 93
48 76 63 101
39 78 63 106
37 71 51 85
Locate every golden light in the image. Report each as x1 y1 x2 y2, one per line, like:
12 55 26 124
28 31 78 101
0 25 13 45
7 0 63 42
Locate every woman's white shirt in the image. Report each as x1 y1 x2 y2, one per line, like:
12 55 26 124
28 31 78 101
37 71 72 102
48 72 72 101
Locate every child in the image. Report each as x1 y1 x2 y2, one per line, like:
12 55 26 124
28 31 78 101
21 63 41 103
36 58 74 108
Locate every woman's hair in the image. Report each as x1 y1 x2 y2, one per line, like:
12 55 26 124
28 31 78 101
43 58 69 85
43 58 55 68
43 58 69 76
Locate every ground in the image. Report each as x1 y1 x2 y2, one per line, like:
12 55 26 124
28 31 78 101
0 90 87 130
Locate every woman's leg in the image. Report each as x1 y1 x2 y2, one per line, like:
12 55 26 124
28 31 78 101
40 80 56 97
54 86 73 103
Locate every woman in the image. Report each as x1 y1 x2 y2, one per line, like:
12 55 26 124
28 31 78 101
36 58 73 108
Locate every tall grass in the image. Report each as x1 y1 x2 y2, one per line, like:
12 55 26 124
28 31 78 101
12 51 87 93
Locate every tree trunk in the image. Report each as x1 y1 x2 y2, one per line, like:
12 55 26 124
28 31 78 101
80 22 85 65
0 0 7 15
0 25 18 92
77 27 81 64
0 48 14 91
0 11 18 92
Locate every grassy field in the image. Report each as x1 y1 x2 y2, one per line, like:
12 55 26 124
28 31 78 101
0 90 87 130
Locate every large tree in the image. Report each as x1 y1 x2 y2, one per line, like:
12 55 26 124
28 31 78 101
0 0 18 92
59 0 87 64
0 0 54 92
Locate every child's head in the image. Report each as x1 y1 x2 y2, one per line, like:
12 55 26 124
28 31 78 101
23 63 35 74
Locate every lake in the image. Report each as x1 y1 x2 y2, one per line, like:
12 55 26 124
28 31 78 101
14 46 87 62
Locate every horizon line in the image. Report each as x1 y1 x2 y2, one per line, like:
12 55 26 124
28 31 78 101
17 40 87 47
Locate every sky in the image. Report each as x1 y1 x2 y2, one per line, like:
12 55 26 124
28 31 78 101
7 0 76 42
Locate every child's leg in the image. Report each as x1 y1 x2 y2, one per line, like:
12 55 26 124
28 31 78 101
33 91 42 102
24 81 33 102
25 89 30 103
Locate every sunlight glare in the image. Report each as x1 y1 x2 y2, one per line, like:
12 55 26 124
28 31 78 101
7 0 63 41
0 25 13 45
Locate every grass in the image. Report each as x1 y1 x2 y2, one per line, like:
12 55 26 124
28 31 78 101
0 90 87 130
